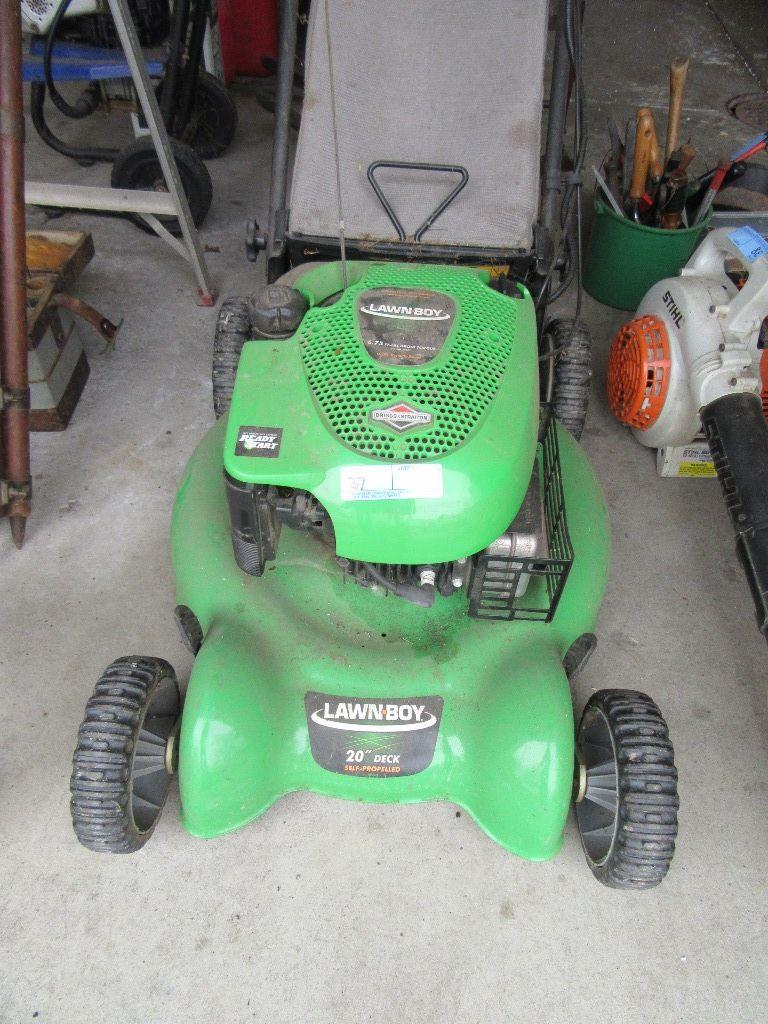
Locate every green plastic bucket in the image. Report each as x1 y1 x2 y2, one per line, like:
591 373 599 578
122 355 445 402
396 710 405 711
583 196 712 310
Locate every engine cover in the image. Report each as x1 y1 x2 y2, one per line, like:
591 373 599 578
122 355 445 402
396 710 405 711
223 261 539 565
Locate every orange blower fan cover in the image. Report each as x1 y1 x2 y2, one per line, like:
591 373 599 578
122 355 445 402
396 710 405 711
607 315 671 430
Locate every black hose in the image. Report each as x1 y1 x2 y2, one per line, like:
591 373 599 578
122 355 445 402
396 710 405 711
44 0 101 119
30 81 118 163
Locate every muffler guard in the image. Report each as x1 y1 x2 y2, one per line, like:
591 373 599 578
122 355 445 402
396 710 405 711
171 419 609 860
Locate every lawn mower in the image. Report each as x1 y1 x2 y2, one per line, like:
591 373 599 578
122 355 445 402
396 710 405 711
71 0 679 889
608 224 768 643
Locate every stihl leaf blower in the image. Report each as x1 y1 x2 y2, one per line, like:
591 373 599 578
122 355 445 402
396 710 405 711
608 225 768 640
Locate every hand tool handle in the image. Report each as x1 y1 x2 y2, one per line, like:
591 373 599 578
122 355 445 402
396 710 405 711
671 143 697 174
622 118 637 198
693 156 730 224
645 112 664 180
664 56 690 163
629 110 654 202
731 130 768 162
733 135 768 164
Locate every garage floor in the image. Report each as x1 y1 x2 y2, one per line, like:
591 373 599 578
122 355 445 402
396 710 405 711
2 2 767 1021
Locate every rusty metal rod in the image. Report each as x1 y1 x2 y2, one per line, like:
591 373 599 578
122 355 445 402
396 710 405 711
50 294 121 344
0 0 31 547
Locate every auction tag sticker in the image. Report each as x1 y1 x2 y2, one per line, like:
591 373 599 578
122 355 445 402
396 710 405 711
728 226 768 263
340 463 443 501
305 692 444 777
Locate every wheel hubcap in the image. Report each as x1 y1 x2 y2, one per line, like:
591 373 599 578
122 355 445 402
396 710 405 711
130 675 180 833
575 708 619 866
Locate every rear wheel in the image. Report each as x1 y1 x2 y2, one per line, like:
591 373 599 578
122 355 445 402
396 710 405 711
111 136 212 236
212 297 251 418
71 656 181 853
575 689 678 889
180 71 238 159
545 317 592 440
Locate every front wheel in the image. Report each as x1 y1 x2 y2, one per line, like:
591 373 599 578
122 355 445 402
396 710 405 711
575 689 678 889
71 656 181 853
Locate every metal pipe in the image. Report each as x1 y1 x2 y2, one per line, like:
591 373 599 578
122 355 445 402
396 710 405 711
266 0 300 267
160 0 191 129
540 0 571 232
177 0 210 134
0 0 31 547
49 294 121 344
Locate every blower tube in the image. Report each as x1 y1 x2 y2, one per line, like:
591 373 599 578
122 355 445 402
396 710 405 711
701 392 768 641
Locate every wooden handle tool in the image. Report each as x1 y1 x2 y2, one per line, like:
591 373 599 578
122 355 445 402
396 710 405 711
628 109 655 214
647 114 664 180
665 56 690 163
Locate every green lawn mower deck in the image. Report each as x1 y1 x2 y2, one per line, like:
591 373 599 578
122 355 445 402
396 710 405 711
71 261 679 889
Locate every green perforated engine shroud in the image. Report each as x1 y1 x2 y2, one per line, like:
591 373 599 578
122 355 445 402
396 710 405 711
297 264 518 460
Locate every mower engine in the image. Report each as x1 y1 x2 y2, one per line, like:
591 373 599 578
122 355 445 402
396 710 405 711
222 263 570 623
607 225 768 639
225 460 548 612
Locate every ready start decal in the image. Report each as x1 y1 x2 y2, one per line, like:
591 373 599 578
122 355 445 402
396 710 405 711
235 425 283 457
370 401 433 433
305 692 444 777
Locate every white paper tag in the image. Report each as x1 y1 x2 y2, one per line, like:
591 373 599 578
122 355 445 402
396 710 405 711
340 463 443 501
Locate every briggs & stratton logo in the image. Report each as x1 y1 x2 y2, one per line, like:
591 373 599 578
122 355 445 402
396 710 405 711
370 402 433 433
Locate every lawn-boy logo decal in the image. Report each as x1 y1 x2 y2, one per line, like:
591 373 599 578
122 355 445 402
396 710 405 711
357 287 456 366
360 302 450 322
305 692 443 777
370 401 433 433
311 701 438 732
235 425 283 457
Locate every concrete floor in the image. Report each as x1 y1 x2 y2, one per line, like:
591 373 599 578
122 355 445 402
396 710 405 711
2 2 768 1021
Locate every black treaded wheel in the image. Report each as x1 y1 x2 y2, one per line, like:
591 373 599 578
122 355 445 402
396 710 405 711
180 71 238 159
71 656 181 853
111 136 212 236
213 296 251 418
545 317 592 440
575 689 679 889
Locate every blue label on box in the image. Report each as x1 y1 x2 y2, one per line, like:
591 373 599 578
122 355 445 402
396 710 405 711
728 226 768 263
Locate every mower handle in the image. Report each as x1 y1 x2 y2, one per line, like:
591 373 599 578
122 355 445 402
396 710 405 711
367 161 469 242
